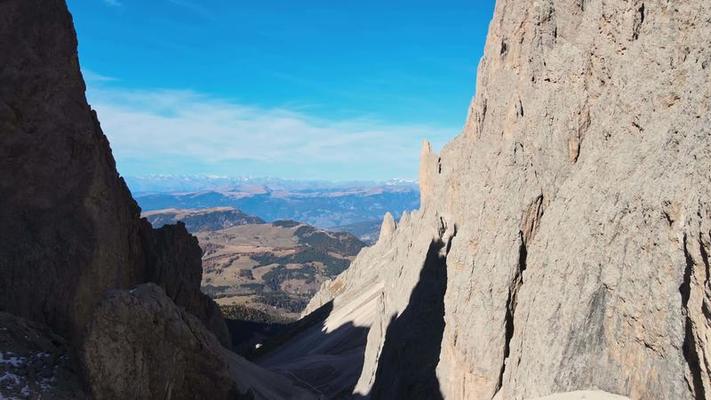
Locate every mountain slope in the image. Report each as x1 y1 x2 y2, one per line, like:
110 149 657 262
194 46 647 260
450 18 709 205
296 1 711 399
144 207 366 320
329 220 383 245
199 219 365 319
0 0 145 341
0 1 315 398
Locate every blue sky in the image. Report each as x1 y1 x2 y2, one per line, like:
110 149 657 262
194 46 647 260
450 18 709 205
67 0 496 181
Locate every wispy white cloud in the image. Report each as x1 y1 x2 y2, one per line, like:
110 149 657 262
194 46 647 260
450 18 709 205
82 69 118 83
86 85 456 180
102 0 122 7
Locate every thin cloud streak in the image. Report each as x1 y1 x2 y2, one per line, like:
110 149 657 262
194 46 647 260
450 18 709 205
82 69 118 83
87 86 456 180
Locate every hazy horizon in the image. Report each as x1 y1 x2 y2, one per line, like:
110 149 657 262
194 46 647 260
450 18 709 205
125 173 420 194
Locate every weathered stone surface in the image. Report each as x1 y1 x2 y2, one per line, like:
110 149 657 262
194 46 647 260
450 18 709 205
0 0 146 340
0 0 228 348
419 141 439 208
140 221 231 347
0 0 273 397
528 392 629 400
80 283 238 400
378 212 397 242
82 283 316 400
304 1 711 399
0 312 88 399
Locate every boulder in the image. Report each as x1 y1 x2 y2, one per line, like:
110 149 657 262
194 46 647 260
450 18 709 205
140 221 231 347
81 283 315 400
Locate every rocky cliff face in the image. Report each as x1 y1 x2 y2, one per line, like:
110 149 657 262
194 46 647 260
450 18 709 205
141 221 231 346
0 312 88 399
304 1 711 399
0 0 146 341
81 283 314 400
0 0 283 398
3 0 710 398
0 0 228 346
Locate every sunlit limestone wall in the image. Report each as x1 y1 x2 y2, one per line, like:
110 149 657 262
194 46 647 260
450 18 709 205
308 0 711 399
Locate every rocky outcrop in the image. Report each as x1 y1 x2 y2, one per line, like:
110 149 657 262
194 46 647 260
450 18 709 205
0 0 285 398
301 1 711 399
378 212 397 242
82 284 315 400
0 312 88 399
140 221 231 347
530 392 629 400
0 0 228 347
82 283 238 399
0 0 146 341
419 141 439 208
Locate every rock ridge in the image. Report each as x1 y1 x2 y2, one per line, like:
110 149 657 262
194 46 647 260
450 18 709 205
0 0 293 398
303 1 711 399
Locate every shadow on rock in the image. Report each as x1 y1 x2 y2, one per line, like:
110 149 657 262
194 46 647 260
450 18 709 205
364 238 448 400
252 301 370 399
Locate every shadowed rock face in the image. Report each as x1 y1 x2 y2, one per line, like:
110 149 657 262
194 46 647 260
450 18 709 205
81 283 317 400
0 0 146 341
255 301 370 399
0 0 251 398
0 312 88 399
304 1 711 399
368 238 448 400
0 0 227 346
141 221 231 346
81 284 240 400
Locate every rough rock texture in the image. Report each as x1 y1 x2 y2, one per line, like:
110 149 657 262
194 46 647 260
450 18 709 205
0 0 227 346
419 141 440 208
0 0 146 340
82 284 315 400
304 1 711 399
529 392 629 400
141 221 231 347
0 0 280 398
378 212 397 242
0 312 88 399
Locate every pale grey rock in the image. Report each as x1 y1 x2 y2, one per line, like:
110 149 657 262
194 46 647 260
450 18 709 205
302 1 711 399
378 212 397 242
419 140 439 209
527 391 629 400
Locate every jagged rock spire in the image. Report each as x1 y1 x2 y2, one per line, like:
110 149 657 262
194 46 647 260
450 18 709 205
378 212 397 243
419 140 439 209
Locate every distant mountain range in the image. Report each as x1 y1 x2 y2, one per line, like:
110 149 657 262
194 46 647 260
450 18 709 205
144 207 366 321
126 175 418 194
329 219 383 244
143 207 265 231
130 176 420 229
